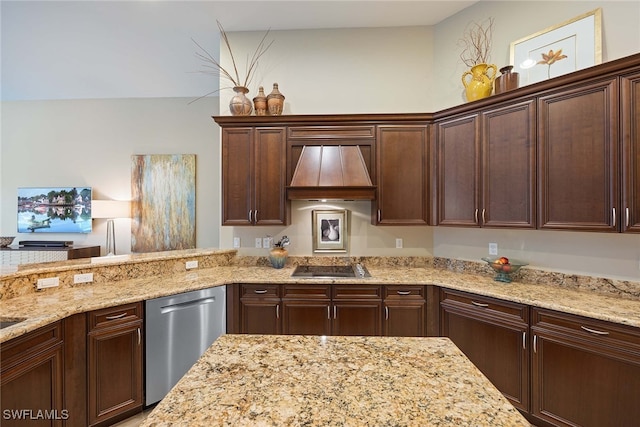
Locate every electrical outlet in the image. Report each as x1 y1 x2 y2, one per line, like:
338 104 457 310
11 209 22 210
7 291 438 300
395 238 403 249
255 238 262 248
233 237 241 249
263 237 272 248
74 273 94 284
186 260 198 270
36 277 59 290
489 243 498 256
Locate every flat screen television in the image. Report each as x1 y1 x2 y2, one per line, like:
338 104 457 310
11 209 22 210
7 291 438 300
17 187 92 233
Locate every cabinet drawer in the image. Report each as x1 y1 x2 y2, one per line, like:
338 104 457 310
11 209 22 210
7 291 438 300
532 308 640 351
283 285 331 299
384 285 425 299
241 284 280 298
440 289 527 323
333 285 382 300
89 302 142 331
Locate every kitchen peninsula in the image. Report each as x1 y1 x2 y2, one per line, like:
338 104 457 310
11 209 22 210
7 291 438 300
140 334 529 426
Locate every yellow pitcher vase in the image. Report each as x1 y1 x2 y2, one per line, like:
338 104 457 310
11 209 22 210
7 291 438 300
462 63 497 102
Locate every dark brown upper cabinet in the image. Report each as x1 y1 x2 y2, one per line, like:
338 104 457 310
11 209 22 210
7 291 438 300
374 124 429 225
537 78 619 232
221 127 288 226
621 70 640 233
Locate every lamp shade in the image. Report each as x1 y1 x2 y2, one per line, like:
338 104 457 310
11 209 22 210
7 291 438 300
92 200 131 219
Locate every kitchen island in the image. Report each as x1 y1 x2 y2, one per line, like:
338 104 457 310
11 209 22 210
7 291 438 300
140 334 529 426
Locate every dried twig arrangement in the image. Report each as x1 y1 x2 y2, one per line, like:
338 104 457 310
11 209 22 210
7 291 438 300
191 21 273 102
458 17 494 67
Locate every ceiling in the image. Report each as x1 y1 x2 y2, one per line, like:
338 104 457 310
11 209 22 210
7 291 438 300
197 1 479 31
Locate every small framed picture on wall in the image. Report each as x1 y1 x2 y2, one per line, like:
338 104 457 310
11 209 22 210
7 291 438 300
312 209 348 253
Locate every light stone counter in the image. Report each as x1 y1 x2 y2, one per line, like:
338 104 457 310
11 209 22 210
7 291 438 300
140 334 530 427
2 260 640 343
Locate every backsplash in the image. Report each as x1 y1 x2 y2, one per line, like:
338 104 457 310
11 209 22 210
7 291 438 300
1 250 638 301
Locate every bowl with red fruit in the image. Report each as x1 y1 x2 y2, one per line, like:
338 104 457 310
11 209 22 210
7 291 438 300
481 256 528 283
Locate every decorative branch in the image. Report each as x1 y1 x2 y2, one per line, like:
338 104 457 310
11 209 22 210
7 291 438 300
458 17 494 67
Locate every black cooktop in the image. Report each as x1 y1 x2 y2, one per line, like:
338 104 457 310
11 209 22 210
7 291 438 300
291 264 370 278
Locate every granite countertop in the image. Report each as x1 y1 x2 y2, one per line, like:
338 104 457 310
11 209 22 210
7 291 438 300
2 253 640 343
140 334 529 427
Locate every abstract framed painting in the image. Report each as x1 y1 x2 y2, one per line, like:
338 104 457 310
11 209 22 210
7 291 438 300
131 154 196 252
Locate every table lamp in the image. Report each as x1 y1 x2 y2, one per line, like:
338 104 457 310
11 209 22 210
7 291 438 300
92 200 131 256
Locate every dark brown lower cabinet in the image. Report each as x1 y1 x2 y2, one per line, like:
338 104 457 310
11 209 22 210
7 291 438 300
383 285 426 337
87 303 143 427
239 284 282 334
0 322 64 427
531 308 640 427
282 285 331 335
440 289 529 412
332 285 382 336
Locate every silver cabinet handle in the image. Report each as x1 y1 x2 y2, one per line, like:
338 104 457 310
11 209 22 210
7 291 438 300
333 306 337 319
276 304 279 319
612 207 616 227
471 301 489 308
581 325 610 336
474 209 479 224
482 209 486 224
377 209 381 223
248 210 253 223
396 290 411 296
385 306 389 320
105 312 127 320
522 331 526 350
254 210 258 223
327 306 331 320
254 289 268 294
137 328 141 346
533 335 537 353
626 207 630 228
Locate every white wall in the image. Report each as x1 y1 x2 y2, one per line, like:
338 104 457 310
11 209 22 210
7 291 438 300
1 1 639 280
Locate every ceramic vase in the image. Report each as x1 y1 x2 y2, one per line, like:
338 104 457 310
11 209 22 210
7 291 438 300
495 65 519 95
267 83 285 115
229 86 253 116
269 248 288 269
462 63 498 102
253 86 268 116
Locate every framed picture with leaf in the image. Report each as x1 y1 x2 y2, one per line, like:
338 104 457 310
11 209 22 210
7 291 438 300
510 8 602 86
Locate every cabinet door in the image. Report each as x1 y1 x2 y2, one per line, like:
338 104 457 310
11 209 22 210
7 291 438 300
332 301 382 336
440 290 529 412
621 71 640 232
282 285 331 335
375 125 429 225
538 79 619 231
531 308 640 427
383 286 426 337
436 114 481 226
222 127 254 226
88 322 143 426
1 323 64 427
254 127 288 225
482 100 536 228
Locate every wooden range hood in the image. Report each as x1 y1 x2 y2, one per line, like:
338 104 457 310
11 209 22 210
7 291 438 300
287 145 376 200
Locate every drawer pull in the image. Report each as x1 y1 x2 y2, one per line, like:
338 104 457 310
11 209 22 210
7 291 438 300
522 331 526 350
276 304 279 319
581 326 610 336
105 312 127 320
385 306 389 320
396 290 411 296
471 301 489 308
533 335 537 353
137 328 141 346
327 306 331 320
253 289 268 294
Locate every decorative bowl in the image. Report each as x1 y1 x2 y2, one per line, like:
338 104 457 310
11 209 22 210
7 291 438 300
0 236 15 247
481 257 528 283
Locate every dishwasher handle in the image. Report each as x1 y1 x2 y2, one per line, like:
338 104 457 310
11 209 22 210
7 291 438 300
160 297 217 314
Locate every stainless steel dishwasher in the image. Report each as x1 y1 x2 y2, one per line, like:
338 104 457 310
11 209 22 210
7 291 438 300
145 286 226 405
